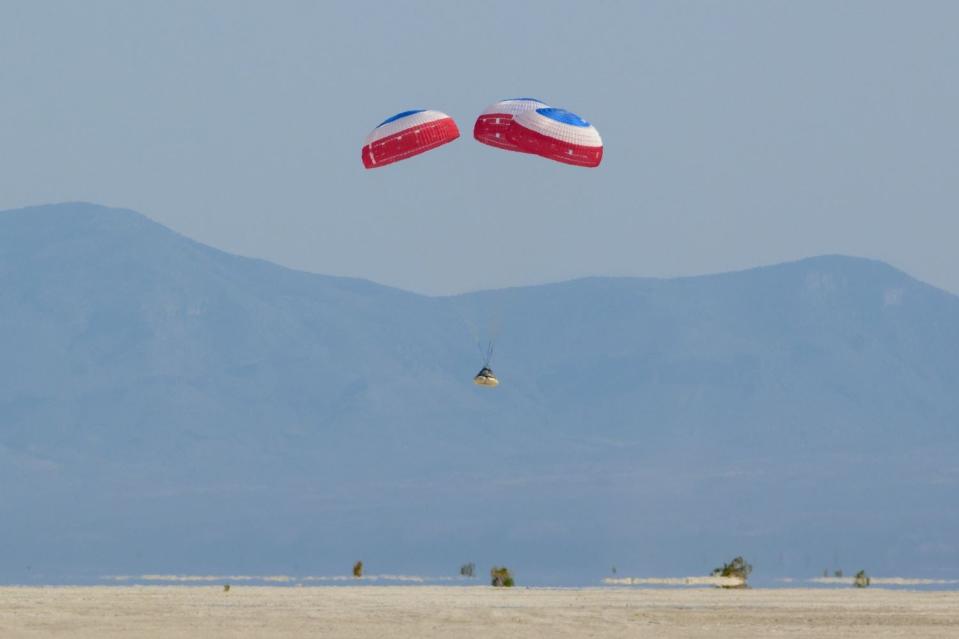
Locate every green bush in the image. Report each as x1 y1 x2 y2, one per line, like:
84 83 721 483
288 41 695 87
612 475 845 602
353 560 364 578
711 556 752 588
490 566 514 587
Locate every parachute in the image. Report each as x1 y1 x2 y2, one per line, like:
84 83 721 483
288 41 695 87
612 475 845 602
506 106 603 167
362 109 460 169
473 98 549 153
473 99 603 167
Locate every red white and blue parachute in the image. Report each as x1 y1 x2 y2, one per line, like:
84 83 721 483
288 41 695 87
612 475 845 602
473 98 549 153
506 107 603 168
362 109 460 169
362 102 602 170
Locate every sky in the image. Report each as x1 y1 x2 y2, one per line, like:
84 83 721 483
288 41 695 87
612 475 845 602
1 0 957 296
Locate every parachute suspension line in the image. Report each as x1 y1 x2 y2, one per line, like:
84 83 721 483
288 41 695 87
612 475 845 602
489 308 501 348
482 288 505 369
455 300 487 364
475 339 488 364
484 340 495 367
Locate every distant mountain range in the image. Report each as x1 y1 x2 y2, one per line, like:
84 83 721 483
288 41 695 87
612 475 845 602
2 203 957 584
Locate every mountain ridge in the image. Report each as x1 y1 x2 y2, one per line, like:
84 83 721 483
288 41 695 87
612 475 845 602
6 201 950 300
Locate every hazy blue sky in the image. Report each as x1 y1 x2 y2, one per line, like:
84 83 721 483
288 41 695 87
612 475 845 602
1 1 956 295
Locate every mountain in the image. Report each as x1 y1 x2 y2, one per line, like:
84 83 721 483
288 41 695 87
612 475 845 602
1 202 957 584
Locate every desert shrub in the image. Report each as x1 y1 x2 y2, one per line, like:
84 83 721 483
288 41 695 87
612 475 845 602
711 556 752 588
353 561 364 578
853 570 870 588
460 562 475 578
490 566 514 587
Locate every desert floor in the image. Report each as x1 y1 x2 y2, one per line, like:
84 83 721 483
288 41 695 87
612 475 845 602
2 586 958 638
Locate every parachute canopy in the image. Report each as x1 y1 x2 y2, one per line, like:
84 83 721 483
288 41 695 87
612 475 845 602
473 366 499 387
473 98 548 153
507 107 603 167
362 109 460 169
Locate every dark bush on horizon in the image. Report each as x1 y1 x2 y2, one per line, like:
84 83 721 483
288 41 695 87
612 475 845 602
460 562 475 578
712 556 752 588
353 561 363 578
490 566 514 587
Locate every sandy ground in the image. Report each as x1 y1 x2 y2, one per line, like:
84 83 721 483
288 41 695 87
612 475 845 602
2 586 958 638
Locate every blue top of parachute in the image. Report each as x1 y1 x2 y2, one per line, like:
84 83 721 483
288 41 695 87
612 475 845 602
536 107 591 128
377 109 426 128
